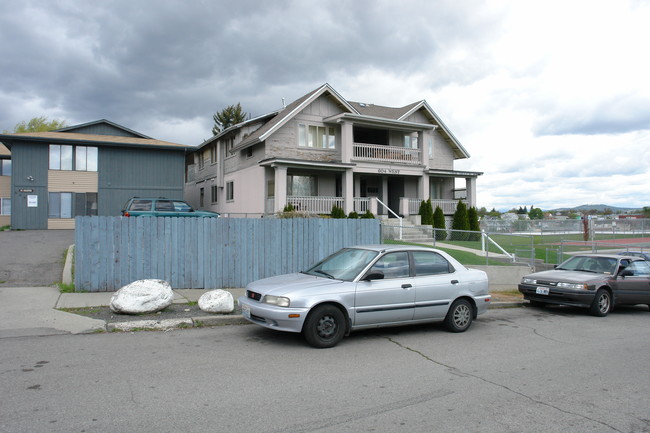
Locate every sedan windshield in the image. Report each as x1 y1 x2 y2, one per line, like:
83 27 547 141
556 256 618 274
304 248 379 281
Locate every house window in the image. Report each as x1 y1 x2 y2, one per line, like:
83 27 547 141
404 135 418 149
200 188 204 207
226 181 234 201
428 137 434 158
49 192 97 218
0 198 10 215
211 185 218 203
225 137 235 155
49 145 97 171
1 159 10 176
246 147 253 158
298 124 335 149
288 175 317 196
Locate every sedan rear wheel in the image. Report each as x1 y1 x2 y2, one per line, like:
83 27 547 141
589 289 612 317
444 299 473 332
302 305 345 348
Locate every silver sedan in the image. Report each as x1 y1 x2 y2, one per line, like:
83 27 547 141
238 245 491 348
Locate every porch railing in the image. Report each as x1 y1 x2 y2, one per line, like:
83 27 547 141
287 196 344 214
352 142 421 165
408 198 464 215
354 198 370 213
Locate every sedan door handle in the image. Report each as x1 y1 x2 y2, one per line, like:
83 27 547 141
401 284 412 289
451 280 459 284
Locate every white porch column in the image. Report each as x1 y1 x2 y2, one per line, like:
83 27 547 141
340 121 353 163
381 176 388 215
274 165 288 212
465 177 477 208
419 173 430 202
343 169 354 215
369 197 378 216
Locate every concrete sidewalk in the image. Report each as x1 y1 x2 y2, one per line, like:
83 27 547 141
0 286 523 338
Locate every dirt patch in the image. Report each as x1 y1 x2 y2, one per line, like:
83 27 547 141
60 303 243 323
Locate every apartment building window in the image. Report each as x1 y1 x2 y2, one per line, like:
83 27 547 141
198 151 205 170
225 137 235 155
298 124 335 149
49 145 97 171
428 137 434 158
246 147 253 158
49 192 97 218
1 159 10 176
226 181 234 201
210 144 217 164
211 185 218 203
200 188 204 207
0 198 10 215
288 175 317 196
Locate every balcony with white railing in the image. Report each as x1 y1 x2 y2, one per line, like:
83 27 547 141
286 196 344 214
352 143 421 165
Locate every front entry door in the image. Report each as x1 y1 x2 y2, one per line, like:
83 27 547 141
387 177 404 217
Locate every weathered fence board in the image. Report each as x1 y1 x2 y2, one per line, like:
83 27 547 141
74 217 380 291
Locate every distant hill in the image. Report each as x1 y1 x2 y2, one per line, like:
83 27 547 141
550 204 640 213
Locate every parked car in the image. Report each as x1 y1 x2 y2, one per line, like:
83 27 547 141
617 251 650 261
238 245 491 348
121 197 219 217
518 254 650 316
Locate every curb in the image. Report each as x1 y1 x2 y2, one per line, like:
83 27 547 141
105 314 250 332
101 302 524 332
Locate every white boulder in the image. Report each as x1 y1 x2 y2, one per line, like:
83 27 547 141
110 279 174 314
198 289 234 313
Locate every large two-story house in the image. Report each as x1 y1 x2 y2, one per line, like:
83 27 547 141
185 84 481 221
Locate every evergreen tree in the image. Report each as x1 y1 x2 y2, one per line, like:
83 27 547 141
468 206 481 241
433 206 447 241
212 103 247 135
451 200 470 240
418 199 434 225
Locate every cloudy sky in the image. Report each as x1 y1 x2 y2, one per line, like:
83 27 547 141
2 0 648 211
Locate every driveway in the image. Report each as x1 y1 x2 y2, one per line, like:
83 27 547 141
0 230 74 287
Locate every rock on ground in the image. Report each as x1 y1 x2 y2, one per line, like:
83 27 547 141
198 289 234 313
110 279 174 314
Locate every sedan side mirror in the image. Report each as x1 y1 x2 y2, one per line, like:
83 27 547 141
619 269 633 277
364 271 384 281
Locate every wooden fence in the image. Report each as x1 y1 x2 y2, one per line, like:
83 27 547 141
74 216 380 291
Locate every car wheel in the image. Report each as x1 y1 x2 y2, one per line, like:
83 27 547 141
444 299 473 333
589 289 612 317
302 305 346 348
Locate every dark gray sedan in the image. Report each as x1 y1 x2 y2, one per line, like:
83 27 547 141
518 254 650 316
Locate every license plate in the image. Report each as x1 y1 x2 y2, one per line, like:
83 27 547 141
536 287 549 295
241 303 251 318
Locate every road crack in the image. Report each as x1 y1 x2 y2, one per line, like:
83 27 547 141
386 337 624 433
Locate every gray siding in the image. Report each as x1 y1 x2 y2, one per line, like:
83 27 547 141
75 217 380 291
98 147 185 215
65 123 142 137
10 142 49 229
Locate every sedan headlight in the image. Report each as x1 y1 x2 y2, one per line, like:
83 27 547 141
556 282 588 290
262 295 291 307
522 278 537 284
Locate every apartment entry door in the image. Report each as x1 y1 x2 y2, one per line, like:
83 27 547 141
387 177 404 217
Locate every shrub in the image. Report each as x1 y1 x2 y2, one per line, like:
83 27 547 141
468 206 481 241
360 210 375 219
451 201 469 241
331 205 346 219
283 203 295 212
348 211 359 219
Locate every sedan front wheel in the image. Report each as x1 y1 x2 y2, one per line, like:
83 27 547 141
589 289 612 317
302 305 346 348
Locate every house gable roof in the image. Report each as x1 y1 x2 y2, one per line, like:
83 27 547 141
231 83 358 152
399 101 470 159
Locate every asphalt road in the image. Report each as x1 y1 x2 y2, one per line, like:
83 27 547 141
0 230 74 287
2 306 649 433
